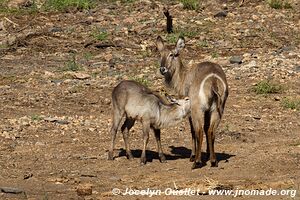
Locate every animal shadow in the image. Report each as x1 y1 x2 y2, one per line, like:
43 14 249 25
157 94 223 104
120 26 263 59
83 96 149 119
118 146 235 164
169 145 235 165
118 148 184 163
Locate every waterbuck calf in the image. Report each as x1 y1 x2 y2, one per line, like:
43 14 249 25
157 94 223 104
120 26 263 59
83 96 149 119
108 80 190 165
156 36 229 169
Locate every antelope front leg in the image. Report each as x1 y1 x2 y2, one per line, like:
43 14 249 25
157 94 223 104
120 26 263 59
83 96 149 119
153 128 166 163
141 121 150 165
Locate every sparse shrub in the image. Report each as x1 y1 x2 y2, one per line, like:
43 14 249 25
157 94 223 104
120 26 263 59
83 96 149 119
31 115 43 121
83 52 93 61
281 98 300 110
92 29 108 41
267 0 292 9
130 76 150 87
43 0 94 11
211 52 219 58
61 54 83 71
179 0 199 10
166 29 197 44
253 80 282 94
166 34 178 44
197 40 209 48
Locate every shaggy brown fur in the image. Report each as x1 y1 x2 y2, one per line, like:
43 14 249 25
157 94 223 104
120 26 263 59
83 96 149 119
156 36 229 169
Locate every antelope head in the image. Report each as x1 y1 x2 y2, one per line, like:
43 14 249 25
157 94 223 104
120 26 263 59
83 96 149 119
156 36 185 79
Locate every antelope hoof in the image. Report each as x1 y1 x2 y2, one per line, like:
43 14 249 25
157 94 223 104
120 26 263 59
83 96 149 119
108 151 114 160
211 160 218 167
190 155 196 162
126 152 134 160
191 161 202 169
159 154 167 163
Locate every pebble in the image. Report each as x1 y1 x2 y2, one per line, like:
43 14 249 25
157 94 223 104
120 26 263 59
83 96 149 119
229 56 243 64
214 11 228 18
72 72 91 80
0 187 24 194
294 66 300 72
76 184 93 196
274 96 280 101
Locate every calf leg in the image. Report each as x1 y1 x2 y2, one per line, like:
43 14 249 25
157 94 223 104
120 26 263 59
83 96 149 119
153 128 166 163
140 120 150 165
121 117 135 160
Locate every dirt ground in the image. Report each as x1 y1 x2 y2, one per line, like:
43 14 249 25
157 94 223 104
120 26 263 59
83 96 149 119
0 0 300 199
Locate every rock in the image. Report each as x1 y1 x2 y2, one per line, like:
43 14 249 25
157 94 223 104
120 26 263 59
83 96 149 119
44 117 58 122
72 72 91 80
294 66 300 72
44 71 55 78
51 80 64 84
245 60 257 68
49 27 63 33
103 98 111 105
76 184 93 196
23 173 33 180
253 115 261 120
44 117 69 125
56 120 69 125
229 56 243 64
274 96 280 101
214 11 228 18
0 187 24 194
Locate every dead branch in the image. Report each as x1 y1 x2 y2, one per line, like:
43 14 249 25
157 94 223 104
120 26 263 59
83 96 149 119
163 7 173 33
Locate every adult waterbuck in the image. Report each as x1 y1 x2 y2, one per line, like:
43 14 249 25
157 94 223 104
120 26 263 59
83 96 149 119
108 80 190 165
156 36 229 169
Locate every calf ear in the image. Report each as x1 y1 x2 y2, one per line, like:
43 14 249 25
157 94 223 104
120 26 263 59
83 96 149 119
175 37 185 55
165 94 179 104
156 36 165 52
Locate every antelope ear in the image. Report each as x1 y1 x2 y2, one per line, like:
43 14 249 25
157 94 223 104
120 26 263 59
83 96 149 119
156 36 165 52
175 37 185 55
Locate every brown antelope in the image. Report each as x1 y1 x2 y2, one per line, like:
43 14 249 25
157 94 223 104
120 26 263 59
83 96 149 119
156 36 229 169
108 80 190 165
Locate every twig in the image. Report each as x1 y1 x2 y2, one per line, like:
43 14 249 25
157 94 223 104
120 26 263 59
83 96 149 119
4 17 19 28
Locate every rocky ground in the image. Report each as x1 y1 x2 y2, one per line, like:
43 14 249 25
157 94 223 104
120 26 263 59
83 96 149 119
0 0 300 199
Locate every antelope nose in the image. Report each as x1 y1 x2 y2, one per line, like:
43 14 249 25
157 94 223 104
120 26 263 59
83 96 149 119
160 67 167 75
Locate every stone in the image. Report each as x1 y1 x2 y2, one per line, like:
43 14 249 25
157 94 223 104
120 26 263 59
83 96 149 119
294 66 300 72
76 184 93 196
245 60 257 68
229 56 243 64
44 71 55 78
0 187 24 194
72 72 91 80
274 96 280 101
214 11 228 18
